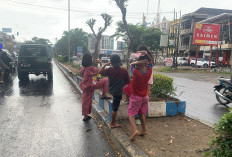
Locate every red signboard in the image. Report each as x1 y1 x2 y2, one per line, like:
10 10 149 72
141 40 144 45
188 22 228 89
165 58 173 67
193 23 220 46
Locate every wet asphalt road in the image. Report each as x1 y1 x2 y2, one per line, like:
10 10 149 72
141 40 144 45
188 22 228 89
164 73 231 125
0 63 116 157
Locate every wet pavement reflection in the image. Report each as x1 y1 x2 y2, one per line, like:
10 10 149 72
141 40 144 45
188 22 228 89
0 63 116 157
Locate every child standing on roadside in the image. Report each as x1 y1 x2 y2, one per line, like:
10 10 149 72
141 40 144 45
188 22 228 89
79 53 110 122
99 54 130 128
137 45 154 94
127 54 152 141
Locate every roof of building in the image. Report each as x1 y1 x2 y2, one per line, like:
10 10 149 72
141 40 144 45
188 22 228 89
194 7 232 16
199 13 232 23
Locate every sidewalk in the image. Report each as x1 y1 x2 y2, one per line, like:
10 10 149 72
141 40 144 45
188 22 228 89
55 60 215 157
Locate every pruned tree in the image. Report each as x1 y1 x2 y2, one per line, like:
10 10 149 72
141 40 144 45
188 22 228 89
114 0 133 70
86 13 112 60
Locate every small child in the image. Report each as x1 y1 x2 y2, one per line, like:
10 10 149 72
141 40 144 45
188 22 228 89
137 45 154 94
99 54 130 128
127 54 152 141
79 53 110 122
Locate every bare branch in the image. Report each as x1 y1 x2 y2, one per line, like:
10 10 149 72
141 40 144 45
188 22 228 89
99 13 112 34
86 13 112 60
86 18 97 38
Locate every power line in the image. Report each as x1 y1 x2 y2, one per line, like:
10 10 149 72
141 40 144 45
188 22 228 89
2 0 175 16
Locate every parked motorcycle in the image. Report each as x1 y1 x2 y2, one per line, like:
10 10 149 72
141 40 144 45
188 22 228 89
214 77 232 106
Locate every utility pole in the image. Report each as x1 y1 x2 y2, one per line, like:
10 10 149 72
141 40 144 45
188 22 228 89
156 0 161 28
172 9 176 68
146 0 149 21
68 0 71 63
176 10 181 68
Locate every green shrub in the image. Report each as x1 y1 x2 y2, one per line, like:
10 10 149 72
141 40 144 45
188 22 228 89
150 73 176 99
57 56 64 62
57 55 69 63
208 109 232 157
71 63 81 70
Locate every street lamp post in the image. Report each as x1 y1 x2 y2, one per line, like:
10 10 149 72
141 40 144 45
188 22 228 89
68 0 71 63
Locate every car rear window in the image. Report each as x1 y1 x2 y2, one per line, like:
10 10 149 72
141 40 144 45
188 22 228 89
20 46 48 57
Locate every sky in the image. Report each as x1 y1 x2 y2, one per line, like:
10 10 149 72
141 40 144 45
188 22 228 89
1 0 232 44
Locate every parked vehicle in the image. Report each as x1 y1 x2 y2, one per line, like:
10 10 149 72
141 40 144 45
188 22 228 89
214 77 232 106
0 49 16 74
101 57 110 63
177 57 188 66
17 44 53 81
190 58 216 68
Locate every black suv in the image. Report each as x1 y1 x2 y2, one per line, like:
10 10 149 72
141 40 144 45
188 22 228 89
18 44 53 81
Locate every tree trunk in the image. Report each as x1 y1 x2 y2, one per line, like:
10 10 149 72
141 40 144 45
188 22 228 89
93 38 100 60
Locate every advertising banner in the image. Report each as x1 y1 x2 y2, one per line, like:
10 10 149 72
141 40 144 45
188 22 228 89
160 34 169 47
77 46 83 52
193 23 220 46
2 28 12 33
165 58 173 67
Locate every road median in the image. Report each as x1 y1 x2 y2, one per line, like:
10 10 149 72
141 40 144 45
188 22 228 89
55 60 215 157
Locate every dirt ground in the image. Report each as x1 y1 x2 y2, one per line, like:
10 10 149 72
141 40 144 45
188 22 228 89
119 116 214 157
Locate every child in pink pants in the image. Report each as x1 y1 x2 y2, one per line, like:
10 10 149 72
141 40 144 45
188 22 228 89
79 53 110 122
127 54 152 141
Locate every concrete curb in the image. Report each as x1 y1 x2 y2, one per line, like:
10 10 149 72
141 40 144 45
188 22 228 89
55 60 148 157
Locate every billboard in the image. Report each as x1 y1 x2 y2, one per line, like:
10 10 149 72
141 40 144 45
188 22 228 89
160 34 169 47
77 46 83 52
165 58 173 67
193 23 220 46
2 28 12 33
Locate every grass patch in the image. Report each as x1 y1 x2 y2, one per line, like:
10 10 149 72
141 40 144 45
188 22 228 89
155 66 231 75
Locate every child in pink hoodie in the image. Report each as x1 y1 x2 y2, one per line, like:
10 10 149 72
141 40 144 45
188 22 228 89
79 53 110 121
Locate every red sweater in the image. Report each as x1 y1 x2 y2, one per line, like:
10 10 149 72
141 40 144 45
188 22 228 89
130 67 152 97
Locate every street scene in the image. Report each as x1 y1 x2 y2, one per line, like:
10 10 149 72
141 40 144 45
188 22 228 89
0 63 117 157
1 0 232 157
165 72 231 125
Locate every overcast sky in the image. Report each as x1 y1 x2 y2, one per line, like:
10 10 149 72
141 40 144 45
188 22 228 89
1 0 232 44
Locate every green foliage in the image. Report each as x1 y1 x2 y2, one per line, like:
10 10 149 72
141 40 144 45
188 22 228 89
71 62 81 70
208 109 232 157
150 73 176 99
24 37 52 46
55 28 88 56
58 56 69 63
113 22 161 52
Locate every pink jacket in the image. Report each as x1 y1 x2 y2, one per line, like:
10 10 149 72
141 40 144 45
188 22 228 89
79 66 99 91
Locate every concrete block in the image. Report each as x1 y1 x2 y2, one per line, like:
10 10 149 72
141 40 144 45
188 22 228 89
94 91 99 103
166 102 178 116
98 93 104 109
148 101 166 117
178 101 186 114
92 91 95 100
